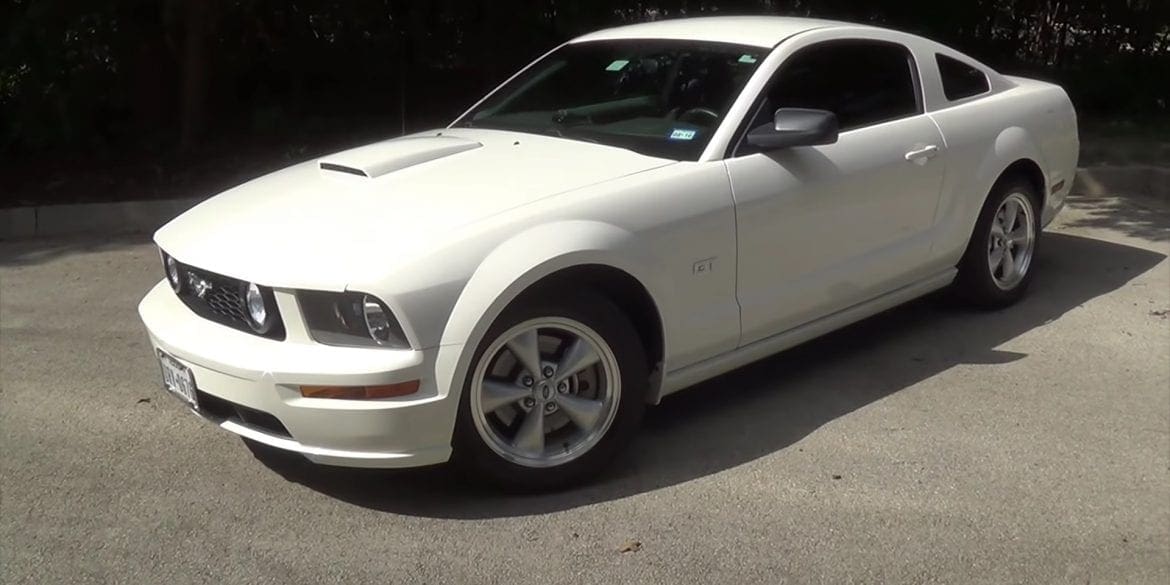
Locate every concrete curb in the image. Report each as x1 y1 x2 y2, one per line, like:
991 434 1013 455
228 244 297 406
1071 165 1169 199
0 165 1164 240
1 197 203 240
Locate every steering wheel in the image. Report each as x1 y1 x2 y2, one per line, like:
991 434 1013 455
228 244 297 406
676 107 720 126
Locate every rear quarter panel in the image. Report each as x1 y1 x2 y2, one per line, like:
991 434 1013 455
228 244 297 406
927 79 1079 269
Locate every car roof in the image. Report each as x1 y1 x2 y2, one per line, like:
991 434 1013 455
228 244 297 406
570 16 864 48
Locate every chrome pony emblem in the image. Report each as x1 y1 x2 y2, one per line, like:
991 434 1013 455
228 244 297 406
187 273 212 298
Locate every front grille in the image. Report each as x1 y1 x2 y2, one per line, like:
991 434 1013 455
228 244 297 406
197 390 292 438
174 264 286 340
200 280 251 326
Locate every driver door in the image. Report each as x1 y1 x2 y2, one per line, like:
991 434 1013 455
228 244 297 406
726 39 946 345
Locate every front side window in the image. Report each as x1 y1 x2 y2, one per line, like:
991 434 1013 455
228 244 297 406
937 54 990 101
745 39 921 137
456 40 765 161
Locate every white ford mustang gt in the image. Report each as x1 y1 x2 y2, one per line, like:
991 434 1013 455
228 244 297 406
139 16 1079 490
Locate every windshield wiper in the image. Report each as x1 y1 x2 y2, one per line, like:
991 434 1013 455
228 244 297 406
552 109 591 126
454 118 603 146
548 127 602 144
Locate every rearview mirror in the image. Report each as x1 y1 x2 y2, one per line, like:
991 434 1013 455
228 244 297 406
746 108 839 151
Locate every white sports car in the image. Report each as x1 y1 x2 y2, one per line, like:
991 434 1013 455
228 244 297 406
139 16 1079 490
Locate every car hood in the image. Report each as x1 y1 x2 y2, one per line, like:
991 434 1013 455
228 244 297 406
155 128 675 290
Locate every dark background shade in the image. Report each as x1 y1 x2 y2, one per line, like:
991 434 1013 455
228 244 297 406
2 0 1167 206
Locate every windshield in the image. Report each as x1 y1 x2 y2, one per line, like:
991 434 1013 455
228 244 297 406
455 40 765 161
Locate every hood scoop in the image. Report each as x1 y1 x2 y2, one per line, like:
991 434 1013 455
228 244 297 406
318 135 482 179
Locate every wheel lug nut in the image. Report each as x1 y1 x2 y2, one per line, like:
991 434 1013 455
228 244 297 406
521 376 534 387
557 381 568 393
544 402 557 413
523 398 535 408
542 366 554 378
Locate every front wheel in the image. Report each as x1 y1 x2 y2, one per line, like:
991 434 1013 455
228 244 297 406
955 179 1041 307
451 291 647 491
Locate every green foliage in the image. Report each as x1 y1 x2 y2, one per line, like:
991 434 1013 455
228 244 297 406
1 0 1167 157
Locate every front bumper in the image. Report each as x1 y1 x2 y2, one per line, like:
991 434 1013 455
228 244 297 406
138 280 455 468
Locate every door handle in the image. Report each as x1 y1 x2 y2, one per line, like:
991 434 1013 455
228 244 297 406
905 145 939 164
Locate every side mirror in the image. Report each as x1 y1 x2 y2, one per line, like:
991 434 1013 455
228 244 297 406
746 108 839 151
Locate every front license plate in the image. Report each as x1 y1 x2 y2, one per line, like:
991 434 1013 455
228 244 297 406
158 351 198 409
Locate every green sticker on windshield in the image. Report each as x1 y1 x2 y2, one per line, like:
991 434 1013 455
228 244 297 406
605 59 630 72
738 54 758 64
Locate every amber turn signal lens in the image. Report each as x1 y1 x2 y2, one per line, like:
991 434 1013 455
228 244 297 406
300 380 420 399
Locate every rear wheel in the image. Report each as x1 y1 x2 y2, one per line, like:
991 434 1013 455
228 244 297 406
956 179 1041 307
452 291 647 491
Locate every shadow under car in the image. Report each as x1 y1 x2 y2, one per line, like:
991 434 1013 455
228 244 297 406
247 231 1166 518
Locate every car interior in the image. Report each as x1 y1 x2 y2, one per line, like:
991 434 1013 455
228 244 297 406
463 40 763 159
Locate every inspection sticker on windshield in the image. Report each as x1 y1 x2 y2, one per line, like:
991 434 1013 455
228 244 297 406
738 54 758 64
669 128 697 141
605 59 629 71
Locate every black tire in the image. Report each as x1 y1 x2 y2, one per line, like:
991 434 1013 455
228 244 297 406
955 177 1042 307
451 290 648 492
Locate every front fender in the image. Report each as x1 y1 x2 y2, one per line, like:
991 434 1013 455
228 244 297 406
432 220 672 406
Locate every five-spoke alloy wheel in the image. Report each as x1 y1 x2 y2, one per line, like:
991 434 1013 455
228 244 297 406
453 291 647 491
469 317 621 468
957 177 1042 307
987 192 1036 291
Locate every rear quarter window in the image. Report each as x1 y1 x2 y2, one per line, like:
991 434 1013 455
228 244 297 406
937 54 990 101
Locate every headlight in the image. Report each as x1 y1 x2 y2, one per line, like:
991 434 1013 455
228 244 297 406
361 295 396 344
297 290 410 349
160 250 182 293
239 281 279 335
245 282 267 327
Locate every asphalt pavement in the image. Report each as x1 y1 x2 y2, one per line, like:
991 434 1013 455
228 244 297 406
2 192 1167 584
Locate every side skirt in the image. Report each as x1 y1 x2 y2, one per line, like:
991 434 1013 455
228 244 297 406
655 268 958 400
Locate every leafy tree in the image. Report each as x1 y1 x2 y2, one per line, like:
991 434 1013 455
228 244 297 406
1 0 1166 158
